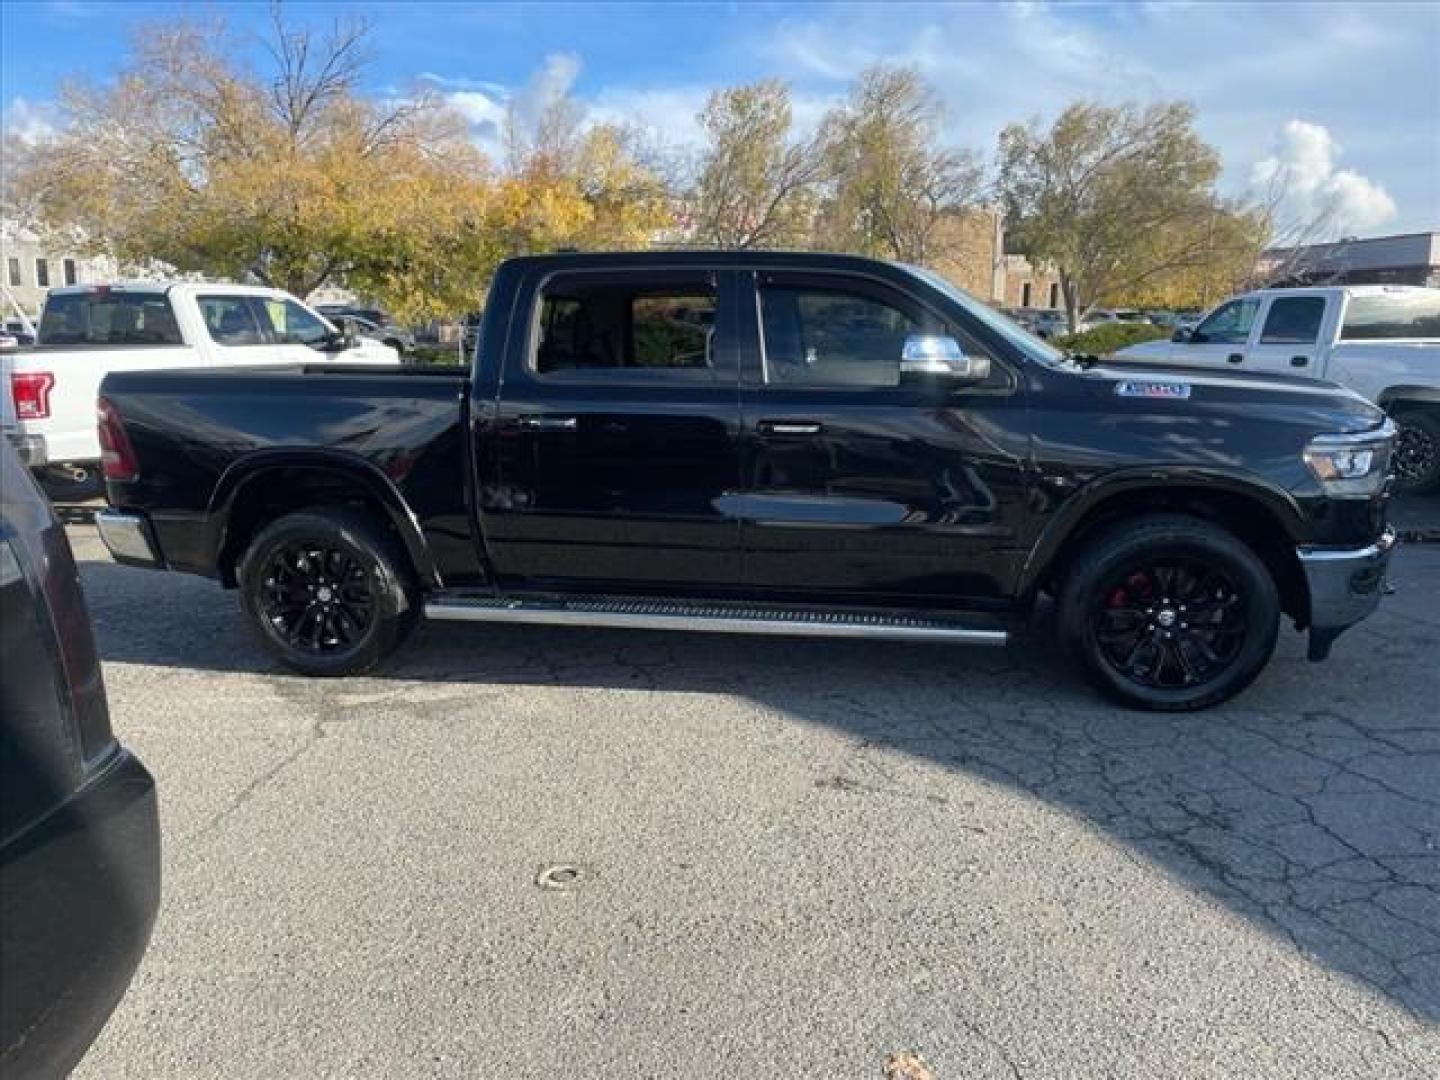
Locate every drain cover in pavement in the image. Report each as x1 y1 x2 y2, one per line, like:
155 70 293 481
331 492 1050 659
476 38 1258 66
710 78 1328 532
535 863 585 890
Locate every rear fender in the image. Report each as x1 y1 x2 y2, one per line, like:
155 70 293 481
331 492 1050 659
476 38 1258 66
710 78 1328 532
209 449 439 587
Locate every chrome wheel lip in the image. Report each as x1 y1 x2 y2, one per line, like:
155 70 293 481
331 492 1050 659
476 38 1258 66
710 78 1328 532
259 542 375 656
1092 558 1247 691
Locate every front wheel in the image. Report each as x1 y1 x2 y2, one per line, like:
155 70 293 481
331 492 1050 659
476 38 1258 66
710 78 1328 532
237 508 419 676
1058 515 1280 711
1391 410 1440 494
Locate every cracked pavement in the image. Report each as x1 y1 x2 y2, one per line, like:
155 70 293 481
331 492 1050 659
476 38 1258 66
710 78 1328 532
65 523 1439 1078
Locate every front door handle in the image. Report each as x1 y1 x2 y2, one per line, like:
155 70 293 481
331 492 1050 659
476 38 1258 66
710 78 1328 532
517 415 578 431
758 420 823 436
1291 355 1309 367
1227 353 1244 364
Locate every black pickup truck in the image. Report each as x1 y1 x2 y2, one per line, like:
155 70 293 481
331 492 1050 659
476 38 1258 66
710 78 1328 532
95 252 1396 710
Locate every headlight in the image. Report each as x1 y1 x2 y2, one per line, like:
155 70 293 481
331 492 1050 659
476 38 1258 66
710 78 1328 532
1302 423 1395 495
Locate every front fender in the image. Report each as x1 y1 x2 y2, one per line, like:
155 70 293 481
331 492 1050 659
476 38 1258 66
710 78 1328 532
1016 466 1309 598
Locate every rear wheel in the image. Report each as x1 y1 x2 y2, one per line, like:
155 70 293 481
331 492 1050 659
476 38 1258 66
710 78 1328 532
237 508 418 676
1058 515 1280 711
1391 410 1440 494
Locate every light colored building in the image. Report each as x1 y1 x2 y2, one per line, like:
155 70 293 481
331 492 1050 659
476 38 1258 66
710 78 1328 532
1258 230 1440 288
999 254 1064 310
0 220 113 322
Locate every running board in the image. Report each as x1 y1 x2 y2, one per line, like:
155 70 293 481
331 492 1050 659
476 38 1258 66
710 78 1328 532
424 596 1008 645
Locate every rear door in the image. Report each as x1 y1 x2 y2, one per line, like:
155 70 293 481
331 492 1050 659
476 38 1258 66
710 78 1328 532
735 270 1029 608
1244 294 1331 375
480 266 744 591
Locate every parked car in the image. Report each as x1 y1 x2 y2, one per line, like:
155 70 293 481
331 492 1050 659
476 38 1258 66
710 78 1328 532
1030 309 1070 338
1 283 400 488
95 251 1395 711
314 305 415 356
1115 285 1440 492
0 440 160 1077
3 319 37 347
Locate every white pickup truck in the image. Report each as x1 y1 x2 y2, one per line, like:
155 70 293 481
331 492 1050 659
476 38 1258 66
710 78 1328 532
2 282 399 486
1116 285 1440 492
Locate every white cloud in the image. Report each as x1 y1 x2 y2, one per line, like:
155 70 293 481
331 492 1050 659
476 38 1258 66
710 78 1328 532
1252 120 1397 234
2 97 60 145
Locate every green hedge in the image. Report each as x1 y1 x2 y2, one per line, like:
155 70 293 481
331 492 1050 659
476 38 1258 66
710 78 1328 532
1052 322 1169 356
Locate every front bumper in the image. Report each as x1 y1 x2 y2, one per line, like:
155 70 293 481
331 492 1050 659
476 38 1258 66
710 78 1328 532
1298 527 1396 660
96 509 164 569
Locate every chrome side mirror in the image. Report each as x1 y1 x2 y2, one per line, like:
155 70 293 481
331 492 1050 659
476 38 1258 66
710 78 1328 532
899 333 990 383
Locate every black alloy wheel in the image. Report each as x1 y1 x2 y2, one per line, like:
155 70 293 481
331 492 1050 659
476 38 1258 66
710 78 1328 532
1392 411 1440 494
1093 558 1246 690
238 508 418 676
259 542 375 656
1058 514 1280 711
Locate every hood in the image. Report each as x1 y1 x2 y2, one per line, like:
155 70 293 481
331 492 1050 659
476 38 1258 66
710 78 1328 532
1077 360 1386 434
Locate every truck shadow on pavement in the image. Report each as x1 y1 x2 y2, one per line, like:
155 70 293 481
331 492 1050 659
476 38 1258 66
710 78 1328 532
80 551 1440 1023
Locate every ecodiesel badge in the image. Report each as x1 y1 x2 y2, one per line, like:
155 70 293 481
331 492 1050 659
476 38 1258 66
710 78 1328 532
1116 380 1192 400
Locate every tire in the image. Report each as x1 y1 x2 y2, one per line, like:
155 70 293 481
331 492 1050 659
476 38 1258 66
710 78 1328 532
1058 514 1280 711
1391 409 1440 495
237 507 419 676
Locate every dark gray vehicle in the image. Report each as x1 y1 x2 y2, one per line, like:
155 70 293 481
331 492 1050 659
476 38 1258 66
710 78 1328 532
0 441 160 1077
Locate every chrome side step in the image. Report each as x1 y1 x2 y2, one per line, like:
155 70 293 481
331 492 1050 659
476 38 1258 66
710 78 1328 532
424 596 1008 645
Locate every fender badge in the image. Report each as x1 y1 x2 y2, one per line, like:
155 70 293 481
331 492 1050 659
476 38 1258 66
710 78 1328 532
1116 380 1191 400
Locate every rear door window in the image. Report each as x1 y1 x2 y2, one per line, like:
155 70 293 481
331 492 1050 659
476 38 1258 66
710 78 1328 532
1340 292 1440 339
39 293 183 346
533 274 719 380
1259 297 1326 344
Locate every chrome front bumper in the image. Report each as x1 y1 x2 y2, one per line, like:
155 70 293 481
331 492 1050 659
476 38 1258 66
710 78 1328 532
96 509 164 568
1297 527 1396 660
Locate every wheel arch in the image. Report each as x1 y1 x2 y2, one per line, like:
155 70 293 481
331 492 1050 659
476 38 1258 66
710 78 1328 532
209 449 438 589
1376 385 1440 413
1021 471 1311 625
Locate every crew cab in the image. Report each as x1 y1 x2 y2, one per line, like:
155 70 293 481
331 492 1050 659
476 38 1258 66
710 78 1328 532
1116 285 1440 492
96 252 1396 711
1 282 399 486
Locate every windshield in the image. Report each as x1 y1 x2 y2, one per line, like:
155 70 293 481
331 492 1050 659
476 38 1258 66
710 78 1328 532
901 263 1068 365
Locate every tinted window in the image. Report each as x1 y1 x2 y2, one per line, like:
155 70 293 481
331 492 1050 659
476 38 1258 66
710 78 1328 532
1340 291 1440 340
34 260 48 288
258 298 330 347
535 278 716 376
1193 298 1259 345
761 285 922 388
62 258 77 286
5 258 18 287
40 293 183 346
198 295 266 346
1260 297 1325 344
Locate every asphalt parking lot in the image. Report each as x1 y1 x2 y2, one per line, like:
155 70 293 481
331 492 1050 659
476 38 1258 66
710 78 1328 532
65 515 1439 1079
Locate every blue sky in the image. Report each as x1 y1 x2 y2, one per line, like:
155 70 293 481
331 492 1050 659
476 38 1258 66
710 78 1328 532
4 1 1438 236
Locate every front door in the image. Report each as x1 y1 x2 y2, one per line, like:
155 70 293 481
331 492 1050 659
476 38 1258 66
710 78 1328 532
1171 295 1262 368
482 268 743 592
736 271 1030 609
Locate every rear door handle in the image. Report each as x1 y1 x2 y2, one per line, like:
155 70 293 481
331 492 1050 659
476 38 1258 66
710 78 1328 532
1227 353 1244 364
517 415 578 431
1291 355 1309 367
758 420 822 436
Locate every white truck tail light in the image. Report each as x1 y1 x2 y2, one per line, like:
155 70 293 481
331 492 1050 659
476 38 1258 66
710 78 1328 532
12 371 55 419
